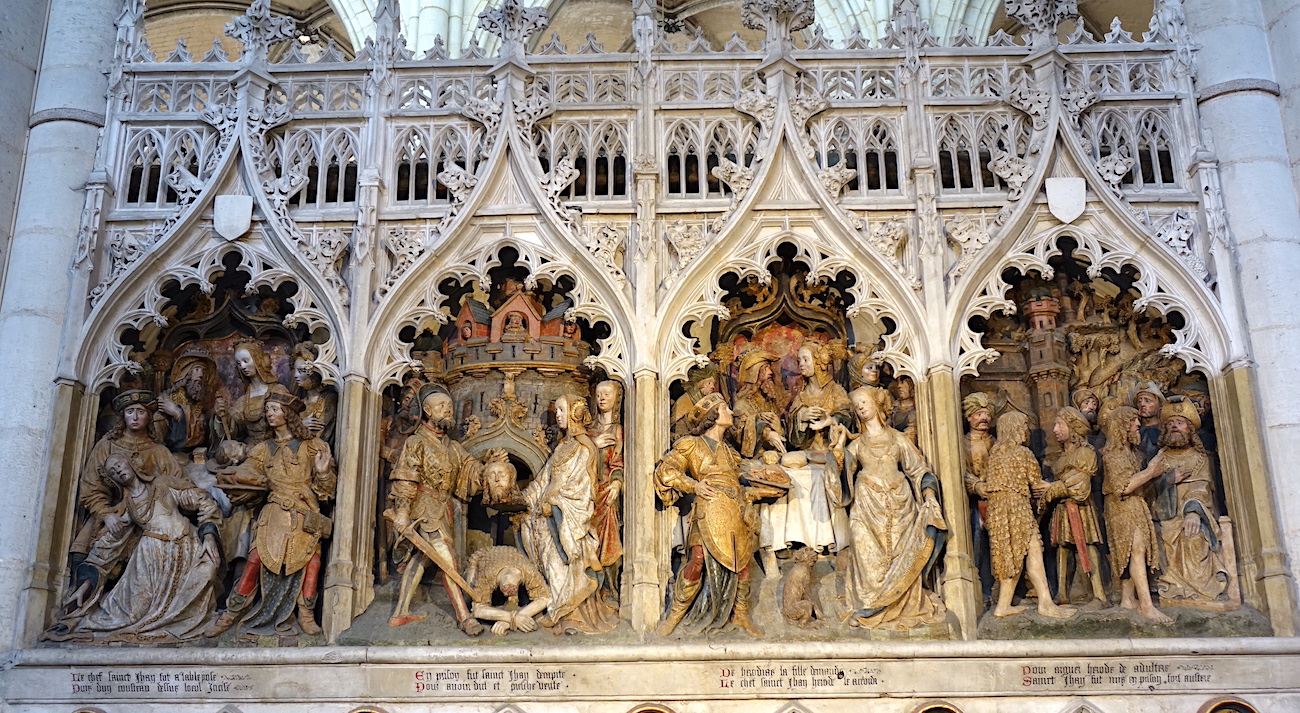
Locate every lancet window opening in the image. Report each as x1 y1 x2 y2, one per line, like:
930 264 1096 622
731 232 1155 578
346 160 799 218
535 120 629 200
664 119 753 198
265 127 361 208
934 113 1026 194
815 117 902 195
121 128 215 207
1083 109 1182 191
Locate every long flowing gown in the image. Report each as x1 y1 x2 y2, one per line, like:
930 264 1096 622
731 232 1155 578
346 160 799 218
73 476 222 642
519 436 618 634
843 428 948 630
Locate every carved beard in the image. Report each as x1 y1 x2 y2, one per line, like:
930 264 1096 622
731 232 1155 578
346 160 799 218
1160 428 1194 450
185 380 205 403
759 377 783 400
431 417 457 433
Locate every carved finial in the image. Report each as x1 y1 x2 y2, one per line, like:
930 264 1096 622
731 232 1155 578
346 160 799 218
741 0 815 65
478 0 550 69
224 0 296 65
1002 0 1078 47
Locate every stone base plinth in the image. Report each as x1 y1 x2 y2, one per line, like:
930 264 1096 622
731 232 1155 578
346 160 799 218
5 638 1298 712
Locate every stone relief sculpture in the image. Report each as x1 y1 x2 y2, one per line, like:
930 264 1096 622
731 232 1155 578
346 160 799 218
655 394 787 637
838 387 948 630
1126 400 1240 611
519 395 618 634
964 256 1245 628
385 385 484 634
208 387 337 638
48 452 223 643
1100 405 1172 624
34 0 1276 657
977 412 1074 619
60 391 184 619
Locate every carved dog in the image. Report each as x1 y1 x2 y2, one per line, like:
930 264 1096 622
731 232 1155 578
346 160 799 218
781 547 822 629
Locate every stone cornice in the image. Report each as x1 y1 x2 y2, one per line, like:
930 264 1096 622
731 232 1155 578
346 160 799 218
28 108 106 129
1197 78 1282 103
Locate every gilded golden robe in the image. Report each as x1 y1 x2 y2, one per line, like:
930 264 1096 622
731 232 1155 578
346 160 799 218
788 378 852 452
655 435 754 572
239 436 336 575
1046 442 1103 546
389 424 479 542
1154 447 1230 605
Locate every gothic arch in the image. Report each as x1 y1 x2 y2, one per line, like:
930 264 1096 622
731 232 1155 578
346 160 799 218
951 218 1234 379
947 111 1238 379
66 97 350 391
365 82 635 388
656 81 926 384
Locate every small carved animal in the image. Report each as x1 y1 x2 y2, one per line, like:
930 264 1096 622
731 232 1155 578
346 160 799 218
781 547 822 629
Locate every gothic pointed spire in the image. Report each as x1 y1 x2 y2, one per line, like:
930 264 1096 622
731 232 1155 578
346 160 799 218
224 0 296 65
1002 0 1078 48
478 0 550 71
741 0 815 69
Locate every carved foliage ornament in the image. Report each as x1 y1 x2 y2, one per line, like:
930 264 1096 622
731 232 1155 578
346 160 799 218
947 213 992 277
224 0 295 65
1003 0 1079 47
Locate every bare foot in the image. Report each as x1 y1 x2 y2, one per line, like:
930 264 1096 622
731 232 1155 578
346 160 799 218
1037 602 1077 619
1120 597 1137 610
387 614 426 627
1137 605 1174 625
993 604 1027 618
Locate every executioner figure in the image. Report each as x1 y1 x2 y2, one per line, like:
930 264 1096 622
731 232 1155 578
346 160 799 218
1126 399 1236 610
465 546 551 637
386 385 485 634
1035 406 1107 609
208 387 336 638
655 394 785 637
976 412 1075 619
1102 405 1174 624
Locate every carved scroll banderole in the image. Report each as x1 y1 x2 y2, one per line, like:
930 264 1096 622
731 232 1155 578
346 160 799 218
383 509 473 592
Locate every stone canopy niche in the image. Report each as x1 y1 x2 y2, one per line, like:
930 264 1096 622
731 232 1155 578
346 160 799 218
358 246 626 643
660 244 954 640
45 250 340 646
962 239 1266 639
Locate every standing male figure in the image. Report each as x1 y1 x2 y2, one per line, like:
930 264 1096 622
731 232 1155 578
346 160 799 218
1132 381 1164 465
207 387 336 638
978 412 1075 619
655 393 777 637
387 385 485 634
1035 406 1107 609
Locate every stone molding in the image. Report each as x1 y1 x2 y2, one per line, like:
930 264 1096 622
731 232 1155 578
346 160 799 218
28 107 106 129
1197 78 1282 103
